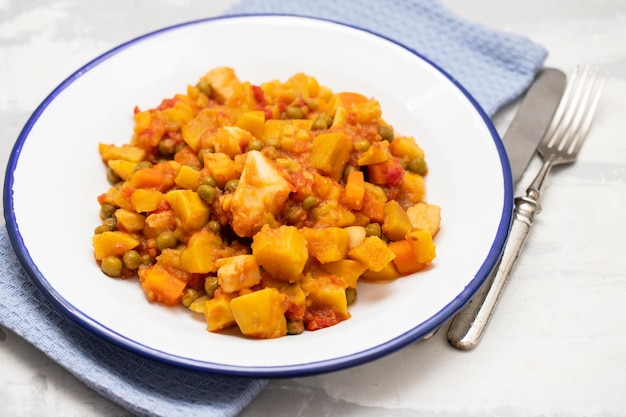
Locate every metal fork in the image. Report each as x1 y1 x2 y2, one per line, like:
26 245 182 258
447 65 607 350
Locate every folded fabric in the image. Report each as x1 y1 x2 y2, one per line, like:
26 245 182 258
0 1 547 416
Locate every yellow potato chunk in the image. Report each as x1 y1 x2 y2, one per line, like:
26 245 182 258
230 288 287 339
114 209 145 233
348 236 395 272
180 229 223 273
131 189 164 213
406 229 436 264
92 231 140 261
310 132 352 181
301 227 350 264
164 189 210 231
205 293 237 332
251 225 308 282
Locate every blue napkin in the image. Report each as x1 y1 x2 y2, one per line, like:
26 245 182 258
0 1 546 416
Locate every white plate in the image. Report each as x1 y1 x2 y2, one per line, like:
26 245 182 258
4 15 512 376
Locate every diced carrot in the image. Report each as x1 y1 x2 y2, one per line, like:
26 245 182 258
336 92 369 106
341 170 365 210
131 168 165 189
388 239 427 275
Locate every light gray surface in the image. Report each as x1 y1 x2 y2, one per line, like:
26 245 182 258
2 1 626 416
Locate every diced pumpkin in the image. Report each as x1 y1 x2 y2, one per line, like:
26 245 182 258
205 293 237 332
341 170 365 210
321 259 368 288
388 239 427 275
361 261 401 281
230 288 287 339
382 200 412 241
310 132 352 181
131 188 164 213
251 225 308 282
406 229 436 264
235 110 265 139
107 159 137 181
406 202 441 237
180 229 223 273
216 254 261 293
114 208 146 232
395 171 426 207
99 143 146 163
138 264 187 306
350 99 382 124
301 227 350 264
164 189 210 231
92 231 140 261
202 152 239 189
174 165 200 191
348 236 395 272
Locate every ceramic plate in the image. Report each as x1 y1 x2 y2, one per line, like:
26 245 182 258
4 15 512 376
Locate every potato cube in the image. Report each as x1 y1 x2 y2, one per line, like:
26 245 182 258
235 110 265 139
174 165 200 191
301 227 350 264
114 208 145 232
251 225 308 282
205 293 237 332
180 229 223 273
406 229 436 264
382 200 412 241
92 231 140 260
230 288 287 339
99 143 146 163
348 236 395 272
164 189 210 231
310 132 352 181
202 152 239 188
107 159 137 181
131 188 164 213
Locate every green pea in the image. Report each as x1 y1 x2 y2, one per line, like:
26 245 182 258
106 167 121 185
196 80 212 97
156 230 178 251
224 179 239 193
378 125 394 142
103 217 117 231
287 319 304 335
364 222 381 237
207 220 221 234
285 105 304 119
204 276 220 299
197 148 214 165
93 224 113 235
302 195 320 210
346 287 358 305
246 139 265 152
133 161 153 173
200 175 217 188
407 156 427 175
101 256 123 277
158 138 176 157
197 184 217 203
181 288 199 308
265 137 281 149
311 113 333 130
123 250 141 270
354 139 370 152
100 202 117 219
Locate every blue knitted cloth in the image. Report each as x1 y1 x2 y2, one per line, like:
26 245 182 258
0 1 546 416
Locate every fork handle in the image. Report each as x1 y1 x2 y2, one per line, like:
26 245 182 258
447 195 542 350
